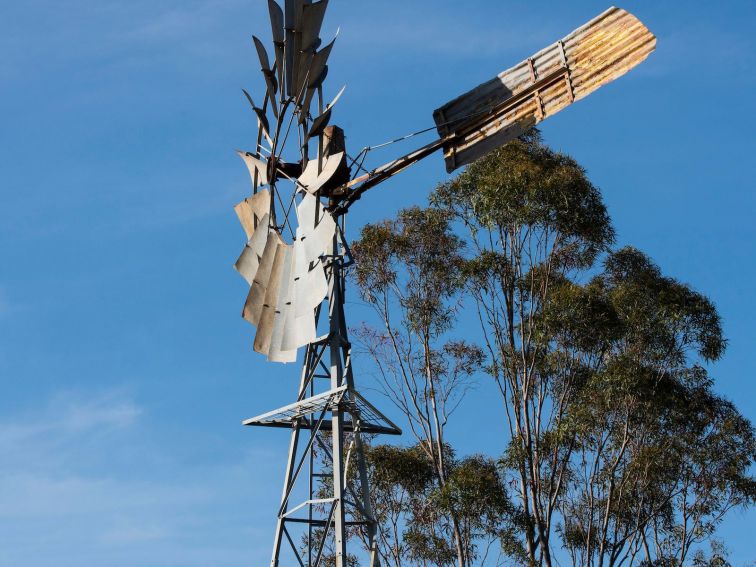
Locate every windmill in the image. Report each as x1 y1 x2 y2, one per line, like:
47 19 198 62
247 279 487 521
232 3 656 565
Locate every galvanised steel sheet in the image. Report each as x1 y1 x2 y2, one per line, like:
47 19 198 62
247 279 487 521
434 6 656 172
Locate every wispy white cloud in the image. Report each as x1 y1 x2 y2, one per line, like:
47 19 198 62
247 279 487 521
0 390 140 455
0 389 279 567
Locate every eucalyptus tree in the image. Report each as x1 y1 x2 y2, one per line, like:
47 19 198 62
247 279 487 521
432 129 615 566
351 207 493 566
351 130 755 566
357 444 516 567
551 248 755 567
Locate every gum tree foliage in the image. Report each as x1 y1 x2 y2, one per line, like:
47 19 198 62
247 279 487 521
351 207 504 566
359 444 516 567
350 130 755 566
431 129 616 566
547 249 755 566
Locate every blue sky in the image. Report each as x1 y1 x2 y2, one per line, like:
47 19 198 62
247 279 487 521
1 1 755 565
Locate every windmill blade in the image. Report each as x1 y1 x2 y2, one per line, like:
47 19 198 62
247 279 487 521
297 151 348 195
291 234 328 319
292 0 328 102
234 189 271 239
254 240 289 357
244 231 285 326
284 0 297 97
307 85 345 139
253 36 279 118
297 193 336 262
235 212 271 284
233 194 333 363
300 35 336 118
263 244 298 363
300 0 327 52
292 0 328 101
268 0 285 93
433 6 656 172
242 89 274 147
237 150 270 187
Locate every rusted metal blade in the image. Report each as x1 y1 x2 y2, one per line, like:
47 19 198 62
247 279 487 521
433 6 656 172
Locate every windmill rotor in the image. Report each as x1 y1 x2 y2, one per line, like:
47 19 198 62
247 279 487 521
231 3 656 566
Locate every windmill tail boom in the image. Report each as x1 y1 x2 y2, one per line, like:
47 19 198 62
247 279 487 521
434 6 656 172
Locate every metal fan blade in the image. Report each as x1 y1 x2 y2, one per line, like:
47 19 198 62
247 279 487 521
294 238 328 317
297 151 347 195
297 193 336 262
254 240 289 356
265 244 298 363
284 0 297 97
235 213 271 284
268 0 285 94
291 0 328 101
253 36 279 119
306 85 345 139
433 6 656 172
299 36 336 118
300 0 327 52
244 231 284 326
237 150 270 187
242 89 274 147
281 238 324 351
233 189 271 239
282 308 317 351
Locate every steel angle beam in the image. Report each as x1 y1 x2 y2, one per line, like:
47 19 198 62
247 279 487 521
434 6 656 172
243 386 402 435
244 386 347 426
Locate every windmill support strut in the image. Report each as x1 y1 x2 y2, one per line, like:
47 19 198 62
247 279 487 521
245 234 399 567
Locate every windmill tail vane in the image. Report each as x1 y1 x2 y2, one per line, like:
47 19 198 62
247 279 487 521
230 2 655 565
